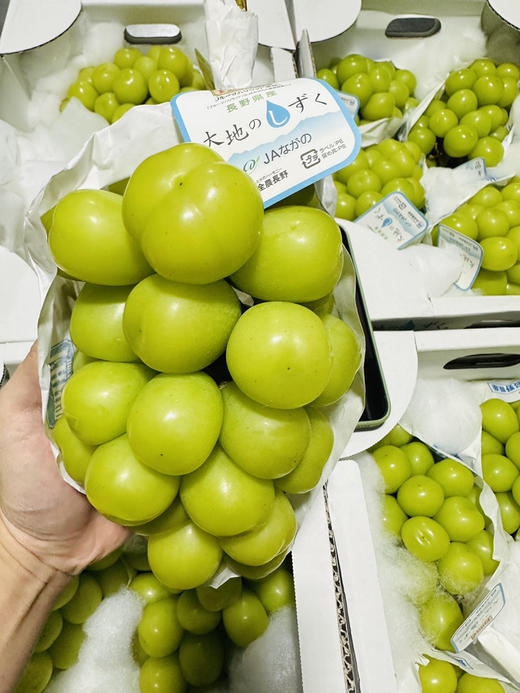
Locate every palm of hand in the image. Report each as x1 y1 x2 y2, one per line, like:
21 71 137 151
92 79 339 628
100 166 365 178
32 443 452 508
0 344 129 574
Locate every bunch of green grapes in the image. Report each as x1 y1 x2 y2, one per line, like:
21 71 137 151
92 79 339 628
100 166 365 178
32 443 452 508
334 138 425 220
407 58 519 167
317 53 418 123
371 425 495 652
132 561 295 692
14 548 130 692
434 180 520 295
481 398 520 536
63 45 205 124
419 656 506 693
17 547 295 693
43 142 361 603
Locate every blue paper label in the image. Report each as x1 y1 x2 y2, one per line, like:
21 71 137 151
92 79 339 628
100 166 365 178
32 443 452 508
355 192 428 248
46 339 75 428
171 78 361 208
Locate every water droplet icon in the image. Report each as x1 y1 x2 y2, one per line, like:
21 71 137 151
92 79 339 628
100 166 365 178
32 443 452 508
266 101 290 128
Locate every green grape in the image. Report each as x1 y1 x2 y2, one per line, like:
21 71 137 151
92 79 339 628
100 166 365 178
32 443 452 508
341 72 372 107
157 46 193 86
61 573 102 624
473 75 504 106
361 92 395 120
407 126 436 154
92 62 120 94
178 631 225 686
52 575 80 611
95 559 133 597
34 610 63 653
94 92 119 122
316 68 339 89
114 47 142 69
148 69 180 102
336 54 369 84
395 68 416 93
67 80 98 110
222 588 269 647
469 136 504 167
446 89 478 118
139 654 187 693
480 236 517 271
138 596 184 657
134 55 157 81
460 109 491 137
113 68 148 104
473 268 507 295
176 590 221 634
469 58 497 77
444 68 477 95
443 125 478 158
78 66 95 83
49 621 85 669
15 652 53 693
111 103 133 122
429 108 458 138
130 572 172 605
355 191 383 217
347 169 382 197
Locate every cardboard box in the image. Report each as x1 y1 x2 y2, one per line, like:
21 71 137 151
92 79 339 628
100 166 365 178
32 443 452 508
292 468 398 693
343 221 520 330
295 326 520 693
414 326 520 381
307 1 520 329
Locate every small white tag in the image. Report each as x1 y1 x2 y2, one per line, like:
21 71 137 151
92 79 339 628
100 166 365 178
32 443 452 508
355 192 428 248
337 92 360 119
437 225 483 290
46 339 75 428
456 157 493 182
171 77 361 207
487 381 520 399
451 583 506 652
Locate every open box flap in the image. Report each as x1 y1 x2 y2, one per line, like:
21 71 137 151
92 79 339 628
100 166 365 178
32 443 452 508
248 0 360 50
488 0 520 30
0 0 81 54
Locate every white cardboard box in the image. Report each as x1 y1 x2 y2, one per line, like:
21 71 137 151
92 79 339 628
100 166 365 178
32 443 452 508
296 326 520 693
314 0 520 329
415 326 520 381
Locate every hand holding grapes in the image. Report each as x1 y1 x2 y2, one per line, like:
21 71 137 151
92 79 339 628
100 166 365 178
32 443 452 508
0 342 131 692
0 342 130 576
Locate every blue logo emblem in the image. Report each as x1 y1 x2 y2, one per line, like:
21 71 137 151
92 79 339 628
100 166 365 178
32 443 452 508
266 101 290 128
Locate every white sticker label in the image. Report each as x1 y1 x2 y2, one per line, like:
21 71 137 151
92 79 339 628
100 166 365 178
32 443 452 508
171 78 361 208
451 583 505 652
355 192 428 248
456 157 494 182
487 381 520 398
337 91 360 119
46 339 75 428
437 225 483 290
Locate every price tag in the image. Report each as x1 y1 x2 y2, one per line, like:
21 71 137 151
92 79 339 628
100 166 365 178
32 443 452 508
451 583 505 652
46 338 75 428
437 225 483 290
354 192 428 248
171 77 361 207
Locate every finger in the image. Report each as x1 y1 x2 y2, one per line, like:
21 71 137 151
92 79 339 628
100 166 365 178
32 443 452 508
0 342 41 411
